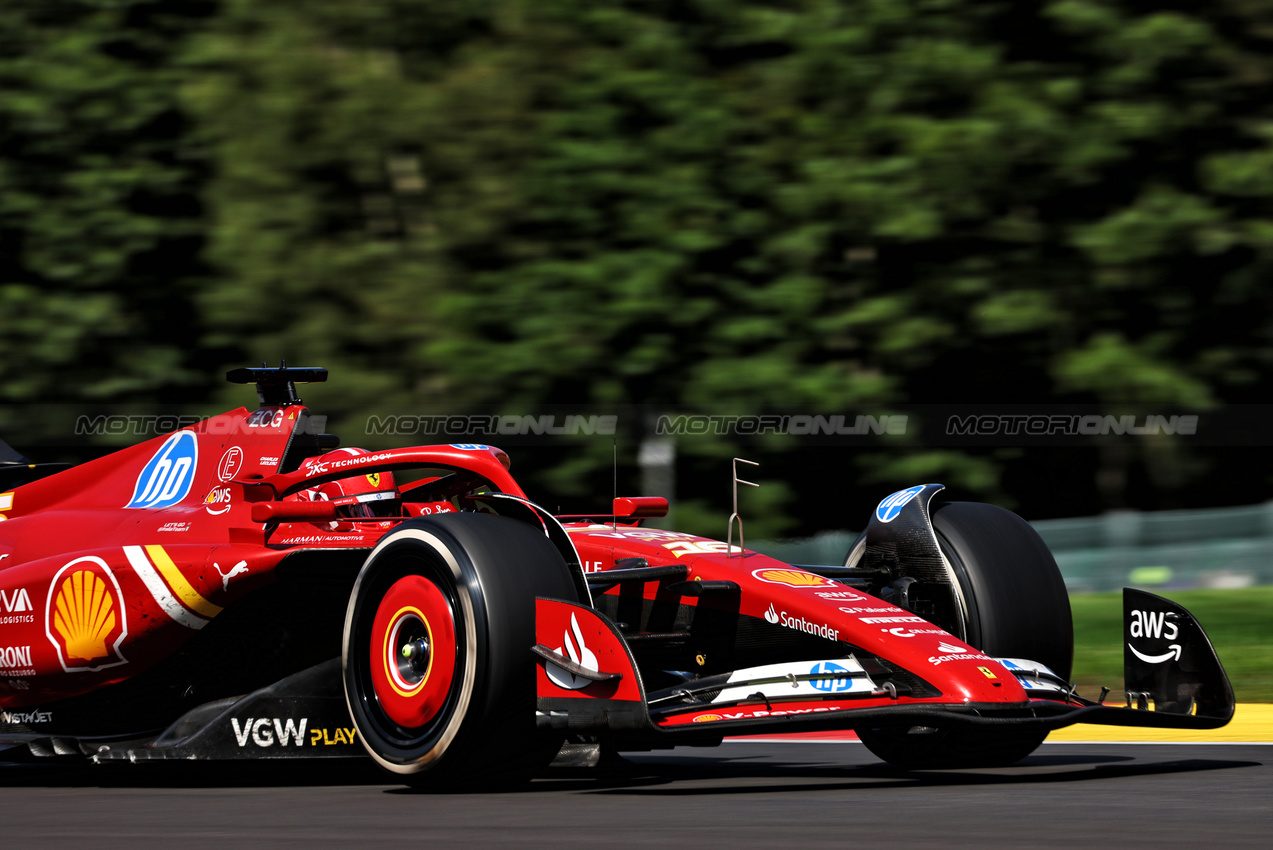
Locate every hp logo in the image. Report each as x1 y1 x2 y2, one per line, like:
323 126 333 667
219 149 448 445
127 431 199 509
875 485 925 523
809 662 855 693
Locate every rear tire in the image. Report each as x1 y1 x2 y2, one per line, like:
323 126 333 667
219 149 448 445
342 513 577 788
858 501 1072 769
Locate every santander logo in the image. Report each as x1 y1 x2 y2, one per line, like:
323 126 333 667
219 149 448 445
547 613 598 690
927 639 992 666
764 603 780 624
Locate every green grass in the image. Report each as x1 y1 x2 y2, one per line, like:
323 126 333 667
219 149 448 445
1070 587 1273 703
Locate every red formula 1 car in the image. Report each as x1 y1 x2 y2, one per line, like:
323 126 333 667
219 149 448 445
0 367 1233 785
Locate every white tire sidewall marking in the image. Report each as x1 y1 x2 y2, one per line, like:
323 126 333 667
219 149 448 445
343 526 479 774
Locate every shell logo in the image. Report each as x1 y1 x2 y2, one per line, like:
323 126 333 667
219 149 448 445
692 714 723 723
751 568 837 589
54 571 116 661
45 556 128 673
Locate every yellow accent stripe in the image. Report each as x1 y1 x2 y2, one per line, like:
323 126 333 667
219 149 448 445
1046 703 1273 743
144 545 223 618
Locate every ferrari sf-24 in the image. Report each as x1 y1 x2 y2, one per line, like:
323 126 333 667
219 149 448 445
0 367 1233 785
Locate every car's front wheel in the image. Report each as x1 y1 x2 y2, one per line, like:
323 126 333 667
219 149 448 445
342 513 577 788
857 501 1072 769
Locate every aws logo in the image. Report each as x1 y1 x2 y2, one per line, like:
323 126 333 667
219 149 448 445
1129 609 1178 641
44 556 128 673
127 431 199 509
204 485 233 516
1127 608 1182 664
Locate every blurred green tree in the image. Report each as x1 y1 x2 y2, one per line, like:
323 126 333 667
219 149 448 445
11 1 1273 529
0 0 215 430
184 1 1273 526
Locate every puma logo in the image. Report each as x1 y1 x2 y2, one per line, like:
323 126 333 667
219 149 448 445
214 560 249 590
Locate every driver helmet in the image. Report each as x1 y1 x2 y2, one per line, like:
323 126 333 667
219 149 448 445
291 447 400 530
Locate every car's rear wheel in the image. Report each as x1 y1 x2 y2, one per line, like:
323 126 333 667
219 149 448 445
343 513 577 788
857 501 1072 769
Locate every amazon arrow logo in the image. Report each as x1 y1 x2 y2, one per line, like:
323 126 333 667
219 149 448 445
1128 643 1182 664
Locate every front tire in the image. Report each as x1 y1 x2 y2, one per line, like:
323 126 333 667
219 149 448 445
931 500 1072 681
342 513 577 787
856 723 1049 770
858 501 1072 769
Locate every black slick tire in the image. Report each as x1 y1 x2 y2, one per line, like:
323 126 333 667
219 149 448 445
858 501 1072 769
342 513 577 788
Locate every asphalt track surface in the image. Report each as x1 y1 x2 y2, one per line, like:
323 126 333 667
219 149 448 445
2 741 1268 848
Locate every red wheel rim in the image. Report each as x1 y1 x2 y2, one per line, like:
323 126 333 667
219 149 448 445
369 574 457 728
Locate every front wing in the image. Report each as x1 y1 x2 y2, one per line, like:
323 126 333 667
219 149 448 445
533 589 1235 743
